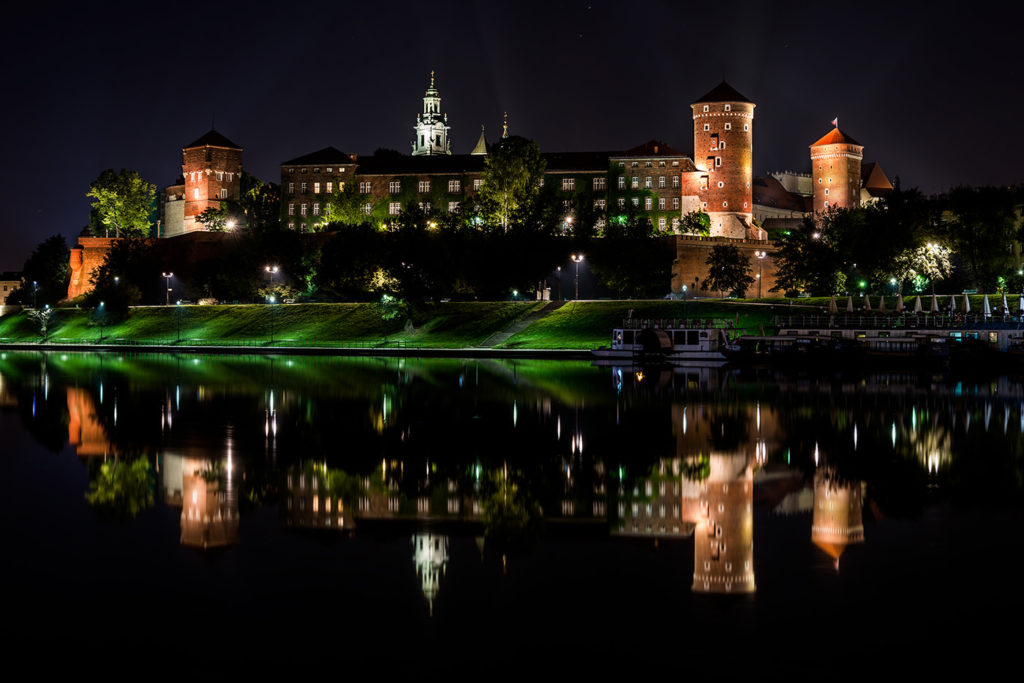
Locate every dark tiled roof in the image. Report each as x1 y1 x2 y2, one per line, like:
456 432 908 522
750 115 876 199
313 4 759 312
185 129 242 149
282 146 354 166
753 176 808 211
693 81 754 104
614 140 687 157
354 154 487 175
810 127 861 147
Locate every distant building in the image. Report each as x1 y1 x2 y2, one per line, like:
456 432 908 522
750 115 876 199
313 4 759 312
0 271 21 306
163 130 243 237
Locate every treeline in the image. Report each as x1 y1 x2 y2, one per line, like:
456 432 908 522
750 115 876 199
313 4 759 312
773 184 1024 296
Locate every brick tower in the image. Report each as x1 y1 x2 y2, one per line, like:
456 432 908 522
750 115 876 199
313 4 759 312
182 130 243 232
691 82 755 239
810 126 863 213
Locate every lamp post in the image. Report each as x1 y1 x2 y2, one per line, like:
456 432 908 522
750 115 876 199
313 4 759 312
755 250 766 299
571 254 584 300
32 281 38 309
681 284 687 319
162 272 173 306
97 301 104 342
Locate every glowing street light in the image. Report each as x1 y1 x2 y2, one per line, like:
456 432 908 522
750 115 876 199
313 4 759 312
571 254 584 300
265 265 279 292
755 250 767 298
162 272 173 306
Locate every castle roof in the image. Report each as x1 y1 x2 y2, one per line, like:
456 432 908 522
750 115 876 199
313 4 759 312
185 129 242 149
753 176 809 212
282 146 353 166
471 127 488 155
811 127 862 147
861 161 893 196
693 81 753 104
354 153 486 175
615 140 687 157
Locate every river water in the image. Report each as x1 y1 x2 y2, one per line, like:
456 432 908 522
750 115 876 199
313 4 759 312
0 351 1020 672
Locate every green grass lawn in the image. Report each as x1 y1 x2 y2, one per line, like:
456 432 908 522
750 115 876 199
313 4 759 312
0 302 545 348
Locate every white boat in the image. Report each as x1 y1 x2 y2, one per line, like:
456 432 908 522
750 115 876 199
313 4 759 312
593 318 734 364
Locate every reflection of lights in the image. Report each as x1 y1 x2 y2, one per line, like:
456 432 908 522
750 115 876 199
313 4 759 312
891 422 897 448
756 402 761 432
814 442 820 466
513 400 517 428
556 415 561 440
853 424 858 450
635 371 644 382
682 406 687 435
927 451 940 474
912 406 917 432
571 432 584 454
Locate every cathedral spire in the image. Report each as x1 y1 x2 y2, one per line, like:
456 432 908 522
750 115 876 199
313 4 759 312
411 71 451 156
502 112 509 139
471 125 488 155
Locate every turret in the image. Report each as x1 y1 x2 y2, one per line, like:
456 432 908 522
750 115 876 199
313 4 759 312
810 124 864 213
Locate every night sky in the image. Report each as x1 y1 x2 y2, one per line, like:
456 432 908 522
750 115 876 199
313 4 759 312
1 0 1020 271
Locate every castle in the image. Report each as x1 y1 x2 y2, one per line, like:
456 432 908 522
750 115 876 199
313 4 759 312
69 76 892 299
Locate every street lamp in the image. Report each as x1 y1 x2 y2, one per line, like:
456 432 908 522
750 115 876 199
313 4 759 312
681 284 687 319
564 215 573 234
571 254 584 300
32 281 38 308
265 265 279 294
162 272 173 306
97 301 105 342
755 250 767 299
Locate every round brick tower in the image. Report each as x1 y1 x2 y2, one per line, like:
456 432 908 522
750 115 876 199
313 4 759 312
692 82 755 239
810 126 863 214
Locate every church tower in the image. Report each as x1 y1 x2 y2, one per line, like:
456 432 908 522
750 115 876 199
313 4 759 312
810 125 863 213
181 129 243 232
411 71 451 156
692 82 755 239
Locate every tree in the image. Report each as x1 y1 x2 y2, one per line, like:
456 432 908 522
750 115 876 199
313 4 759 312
703 245 754 297
943 185 1020 291
9 235 70 306
323 181 370 228
26 306 55 339
86 169 156 238
477 135 546 230
196 206 232 232
679 210 711 237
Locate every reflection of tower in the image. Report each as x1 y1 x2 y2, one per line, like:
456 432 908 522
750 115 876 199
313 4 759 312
412 533 449 615
688 453 755 594
66 387 111 457
811 469 864 569
163 453 240 549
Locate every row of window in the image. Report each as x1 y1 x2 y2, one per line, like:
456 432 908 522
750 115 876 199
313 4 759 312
616 175 681 190
288 181 343 195
286 166 346 174
191 188 228 199
188 171 235 183
288 203 322 216
616 160 681 168
702 122 749 132
354 179 467 194
611 197 678 211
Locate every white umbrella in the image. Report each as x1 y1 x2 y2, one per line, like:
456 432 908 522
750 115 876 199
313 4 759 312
1019 293 1024 316
1001 292 1010 316
962 292 971 313
983 294 991 318
913 295 922 313
847 296 854 313
878 295 886 313
863 294 872 312
931 293 939 313
828 296 838 314
896 293 904 312
949 294 956 312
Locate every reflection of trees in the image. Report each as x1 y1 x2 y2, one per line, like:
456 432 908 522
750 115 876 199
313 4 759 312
480 467 541 551
85 457 154 519
708 411 750 452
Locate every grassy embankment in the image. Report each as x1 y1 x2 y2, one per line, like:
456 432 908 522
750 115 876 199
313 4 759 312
0 302 545 348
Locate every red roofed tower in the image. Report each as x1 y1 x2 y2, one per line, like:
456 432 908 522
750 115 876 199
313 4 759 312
692 82 756 239
810 126 863 214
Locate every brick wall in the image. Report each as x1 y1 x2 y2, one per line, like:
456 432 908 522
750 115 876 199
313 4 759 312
671 235 778 298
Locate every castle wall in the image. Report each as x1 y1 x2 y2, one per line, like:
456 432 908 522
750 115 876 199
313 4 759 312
672 236 778 299
67 237 117 300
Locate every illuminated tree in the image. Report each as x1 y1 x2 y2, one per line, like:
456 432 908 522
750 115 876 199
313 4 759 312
478 135 546 231
679 210 711 237
86 169 156 238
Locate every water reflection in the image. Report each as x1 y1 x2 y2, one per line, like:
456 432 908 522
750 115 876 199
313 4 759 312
811 469 865 570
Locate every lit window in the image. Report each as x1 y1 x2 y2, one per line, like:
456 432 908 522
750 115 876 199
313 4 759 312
359 181 371 193
673 197 680 209
659 217 666 230
594 199 606 209
193 188 199 199
288 203 295 216
632 197 639 207
725 123 731 131
618 176 625 189
300 203 308 216
448 179 461 192
658 197 666 210
326 167 332 173
288 222 295 230
645 197 652 210
473 178 482 190
363 203 372 215
313 168 319 173
618 198 625 209
644 177 652 189
314 182 320 194
418 180 430 192
288 168 295 174
448 200 460 212
593 177 606 190
388 202 401 215
562 178 575 191
313 202 320 215
389 180 401 193
631 176 639 189
301 182 308 193
287 182 294 195
216 171 224 181
659 176 666 188
219 188 227 199
326 182 333 193
672 176 680 188
418 201 431 211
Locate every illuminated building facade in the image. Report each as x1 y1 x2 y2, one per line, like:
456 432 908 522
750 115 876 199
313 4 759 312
163 130 243 237
810 127 864 213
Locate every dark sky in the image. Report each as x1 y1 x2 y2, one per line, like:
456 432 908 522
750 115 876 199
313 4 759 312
1 0 1021 271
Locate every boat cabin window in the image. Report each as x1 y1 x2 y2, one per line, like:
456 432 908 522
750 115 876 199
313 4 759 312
989 332 998 344
855 331 866 338
615 331 622 344
878 331 889 338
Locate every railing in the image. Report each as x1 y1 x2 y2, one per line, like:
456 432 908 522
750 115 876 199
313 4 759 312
621 318 735 330
773 314 1024 330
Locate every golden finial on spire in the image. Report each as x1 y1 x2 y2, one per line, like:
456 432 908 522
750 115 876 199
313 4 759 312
430 70 435 87
502 112 509 139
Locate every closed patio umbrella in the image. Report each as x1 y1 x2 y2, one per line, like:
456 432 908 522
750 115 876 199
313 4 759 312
896 293 904 312
983 294 991 318
863 294 872 312
931 293 939 313
878 296 886 313
1001 292 1010 316
913 295 922 313
847 296 854 313
949 294 956 312
962 292 971 313
828 296 838 314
